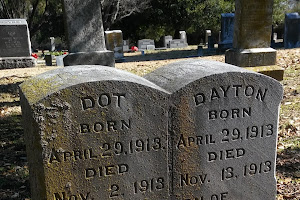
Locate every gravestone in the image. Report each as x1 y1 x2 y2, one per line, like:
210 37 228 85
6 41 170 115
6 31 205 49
62 0 114 67
138 39 155 50
219 13 235 50
208 36 215 49
0 19 35 69
105 30 124 60
50 37 55 51
205 30 211 46
225 0 284 81
123 40 130 52
45 54 53 66
164 35 173 48
56 55 67 66
20 65 169 200
284 13 300 49
169 39 187 48
179 31 188 45
146 45 155 50
144 59 283 200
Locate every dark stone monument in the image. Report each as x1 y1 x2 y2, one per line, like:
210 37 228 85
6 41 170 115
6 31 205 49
225 0 284 81
145 59 283 200
284 13 300 49
20 66 169 199
219 13 235 50
62 0 114 67
0 19 35 69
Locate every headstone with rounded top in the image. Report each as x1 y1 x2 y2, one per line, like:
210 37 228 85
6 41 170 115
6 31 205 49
20 65 169 200
144 59 283 200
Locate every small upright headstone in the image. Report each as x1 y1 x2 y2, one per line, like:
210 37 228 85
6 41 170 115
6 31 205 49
164 35 173 48
225 0 284 81
219 13 235 50
138 39 155 50
205 30 211 46
50 37 55 51
105 30 124 60
145 59 283 200
62 0 114 67
179 31 188 45
0 19 35 69
208 36 215 49
20 65 169 200
123 40 130 52
284 13 300 49
169 39 187 48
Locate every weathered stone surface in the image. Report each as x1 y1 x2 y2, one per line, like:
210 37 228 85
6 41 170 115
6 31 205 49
233 0 273 49
20 66 169 200
145 59 283 200
0 19 35 69
105 30 124 60
219 13 235 50
63 51 115 67
284 13 300 49
0 57 36 69
225 48 277 67
205 30 211 45
0 19 31 57
62 0 114 66
246 65 285 81
225 0 284 80
169 39 188 48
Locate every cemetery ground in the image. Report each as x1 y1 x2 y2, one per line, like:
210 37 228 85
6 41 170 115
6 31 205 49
0 47 299 200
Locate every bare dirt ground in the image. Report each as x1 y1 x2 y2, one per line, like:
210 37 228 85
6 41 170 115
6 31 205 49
0 47 299 199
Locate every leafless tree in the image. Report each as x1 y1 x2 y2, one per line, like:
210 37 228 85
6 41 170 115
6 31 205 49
101 0 151 30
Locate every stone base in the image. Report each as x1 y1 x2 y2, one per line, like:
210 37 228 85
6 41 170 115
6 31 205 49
225 48 276 67
246 65 284 81
63 50 115 67
0 57 36 69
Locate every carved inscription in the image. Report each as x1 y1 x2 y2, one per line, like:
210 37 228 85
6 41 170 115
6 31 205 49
49 90 167 199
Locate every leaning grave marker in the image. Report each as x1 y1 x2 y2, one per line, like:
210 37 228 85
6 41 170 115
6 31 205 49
20 66 169 199
145 60 283 200
0 19 35 69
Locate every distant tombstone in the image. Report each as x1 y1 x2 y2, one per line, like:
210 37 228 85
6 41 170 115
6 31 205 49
146 45 155 50
284 13 300 49
225 0 284 81
138 39 155 50
62 0 114 67
123 40 130 52
205 30 211 46
164 35 173 48
145 59 283 200
179 31 188 45
105 30 124 60
197 45 204 56
44 54 53 66
20 65 169 200
50 37 55 51
208 36 215 49
56 55 67 66
169 39 188 48
0 19 35 69
219 13 235 50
